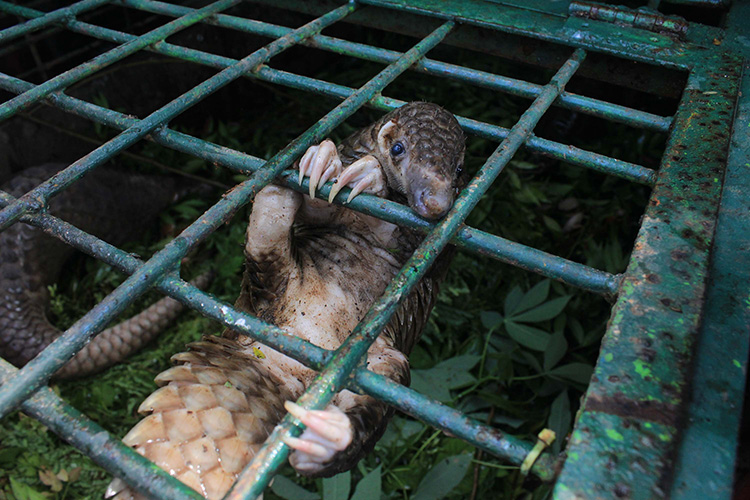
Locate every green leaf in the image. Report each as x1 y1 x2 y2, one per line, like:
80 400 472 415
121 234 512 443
412 454 472 500
0 446 24 466
350 465 381 500
568 317 585 345
511 296 571 323
542 215 562 233
548 391 571 454
503 286 524 316
437 355 481 372
514 280 550 315
549 363 594 384
411 355 479 402
505 321 551 351
271 475 320 500
480 311 503 330
543 331 568 372
323 471 350 500
9 477 47 500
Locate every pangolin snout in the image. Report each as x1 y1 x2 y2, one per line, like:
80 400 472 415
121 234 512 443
408 175 454 219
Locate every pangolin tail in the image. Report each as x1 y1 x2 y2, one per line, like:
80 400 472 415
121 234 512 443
53 271 213 379
106 335 296 500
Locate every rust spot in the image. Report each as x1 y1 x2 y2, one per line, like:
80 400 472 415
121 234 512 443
639 347 656 363
645 273 660 284
614 483 632 498
585 392 680 427
660 298 683 313
670 249 689 261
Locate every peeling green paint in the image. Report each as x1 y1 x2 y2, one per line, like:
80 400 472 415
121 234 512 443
606 429 625 442
633 359 653 379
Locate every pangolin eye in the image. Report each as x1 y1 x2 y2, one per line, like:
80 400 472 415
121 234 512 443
390 142 405 156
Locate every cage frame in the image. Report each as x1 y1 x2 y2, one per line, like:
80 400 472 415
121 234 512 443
0 0 747 499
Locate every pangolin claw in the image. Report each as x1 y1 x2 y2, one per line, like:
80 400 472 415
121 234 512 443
327 155 385 203
298 139 341 198
283 401 352 468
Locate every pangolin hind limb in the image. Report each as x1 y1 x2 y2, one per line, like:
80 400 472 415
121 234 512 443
108 102 465 499
0 164 210 379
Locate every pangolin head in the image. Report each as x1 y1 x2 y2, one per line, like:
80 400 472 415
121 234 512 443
372 102 465 220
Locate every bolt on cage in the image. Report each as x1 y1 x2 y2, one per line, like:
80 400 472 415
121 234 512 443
0 0 748 499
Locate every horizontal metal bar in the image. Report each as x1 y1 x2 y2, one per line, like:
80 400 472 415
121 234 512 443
0 190 555 489
233 47 586 499
0 71 619 296
0 182 556 481
5 1 656 187
0 0 238 122
0 358 204 500
256 66 657 186
0 0 110 44
0 2 357 420
353 369 557 481
0 189 330 371
128 0 672 132
227 21 457 499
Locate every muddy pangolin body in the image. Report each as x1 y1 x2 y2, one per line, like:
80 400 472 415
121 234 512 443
0 164 207 379
108 103 466 499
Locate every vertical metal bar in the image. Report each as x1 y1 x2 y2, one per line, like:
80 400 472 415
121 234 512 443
0 0 111 43
553 54 742 499
230 47 586 500
0 3 357 419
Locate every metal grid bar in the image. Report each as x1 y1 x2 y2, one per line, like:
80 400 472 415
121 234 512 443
0 170 553 482
2 0 659 188
0 1 357 418
229 46 588 500
0 0 740 498
0 0 110 44
0 0 240 121
0 71 619 297
0 357 205 500
130 0 672 133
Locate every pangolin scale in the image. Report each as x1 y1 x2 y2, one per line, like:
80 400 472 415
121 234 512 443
108 102 465 499
0 164 209 379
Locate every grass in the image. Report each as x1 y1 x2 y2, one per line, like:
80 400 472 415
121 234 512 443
0 25 667 500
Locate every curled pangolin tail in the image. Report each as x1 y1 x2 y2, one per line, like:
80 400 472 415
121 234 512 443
54 271 213 379
106 335 295 500
0 163 216 378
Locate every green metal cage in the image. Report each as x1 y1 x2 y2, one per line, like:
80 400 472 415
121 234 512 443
0 0 747 498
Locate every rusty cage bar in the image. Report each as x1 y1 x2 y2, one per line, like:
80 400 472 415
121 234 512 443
0 0 747 499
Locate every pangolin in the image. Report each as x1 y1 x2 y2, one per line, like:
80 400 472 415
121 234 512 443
107 102 466 499
0 164 209 379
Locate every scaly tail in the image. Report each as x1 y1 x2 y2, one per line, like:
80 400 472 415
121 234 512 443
106 335 296 500
54 271 213 379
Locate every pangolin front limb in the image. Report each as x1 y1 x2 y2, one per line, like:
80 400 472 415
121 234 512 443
109 102 465 498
